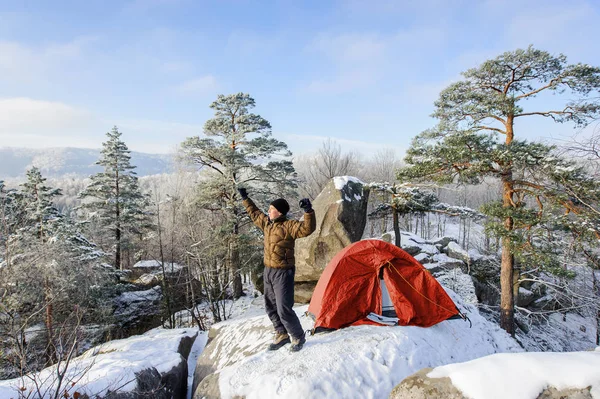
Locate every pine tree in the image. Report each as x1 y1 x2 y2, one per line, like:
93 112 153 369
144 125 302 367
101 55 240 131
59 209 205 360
1 170 108 369
180 93 297 299
79 126 151 270
398 46 600 335
0 180 22 268
18 167 62 241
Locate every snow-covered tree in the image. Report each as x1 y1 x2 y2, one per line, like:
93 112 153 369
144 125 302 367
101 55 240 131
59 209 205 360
364 148 403 184
180 93 296 299
1 170 110 372
368 183 439 247
0 181 23 268
18 167 62 241
78 127 152 270
398 46 600 336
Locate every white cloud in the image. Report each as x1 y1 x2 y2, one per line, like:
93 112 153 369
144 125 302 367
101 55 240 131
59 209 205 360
173 75 219 95
0 37 96 83
0 98 94 134
0 97 204 154
505 2 598 56
303 26 446 94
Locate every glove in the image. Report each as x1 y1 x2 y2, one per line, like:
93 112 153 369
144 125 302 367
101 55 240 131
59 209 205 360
237 187 248 200
299 198 312 212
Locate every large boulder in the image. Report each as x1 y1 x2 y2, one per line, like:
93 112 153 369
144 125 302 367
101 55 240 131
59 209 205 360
389 368 464 399
390 368 594 399
113 286 163 337
192 313 277 398
294 177 369 301
0 328 199 399
516 287 536 307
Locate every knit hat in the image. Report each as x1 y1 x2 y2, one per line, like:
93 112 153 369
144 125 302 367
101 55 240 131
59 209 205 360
270 198 290 215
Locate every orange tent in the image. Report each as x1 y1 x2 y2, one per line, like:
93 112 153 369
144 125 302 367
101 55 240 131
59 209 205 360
308 239 460 330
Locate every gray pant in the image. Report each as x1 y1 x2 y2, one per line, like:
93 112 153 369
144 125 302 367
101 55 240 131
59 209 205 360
263 266 304 339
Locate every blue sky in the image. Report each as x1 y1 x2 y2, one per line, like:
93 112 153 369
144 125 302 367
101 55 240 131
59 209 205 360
1 0 599 158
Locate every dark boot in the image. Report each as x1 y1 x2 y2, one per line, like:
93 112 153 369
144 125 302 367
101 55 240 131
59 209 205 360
289 333 306 352
268 331 290 351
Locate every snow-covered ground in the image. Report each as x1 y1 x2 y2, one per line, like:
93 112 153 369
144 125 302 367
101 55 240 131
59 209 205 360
3 284 598 398
197 289 522 398
0 328 204 399
193 281 599 398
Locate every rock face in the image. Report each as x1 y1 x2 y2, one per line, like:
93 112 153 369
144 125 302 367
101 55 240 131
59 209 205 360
294 177 369 302
192 315 275 399
389 368 464 399
389 368 593 399
113 286 163 337
101 331 197 399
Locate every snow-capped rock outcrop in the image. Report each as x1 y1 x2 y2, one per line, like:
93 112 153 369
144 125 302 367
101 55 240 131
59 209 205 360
192 291 521 399
0 328 199 399
390 349 600 399
294 176 369 302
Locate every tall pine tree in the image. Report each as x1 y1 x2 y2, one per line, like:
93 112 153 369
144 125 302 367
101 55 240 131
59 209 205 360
398 46 600 335
181 93 297 299
79 126 151 270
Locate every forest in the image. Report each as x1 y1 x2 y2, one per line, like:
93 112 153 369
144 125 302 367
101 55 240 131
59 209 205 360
1 46 600 398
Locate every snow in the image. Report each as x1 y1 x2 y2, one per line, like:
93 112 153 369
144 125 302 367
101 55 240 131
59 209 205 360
0 328 199 399
187 332 209 399
428 349 600 399
116 285 161 303
333 176 364 190
133 259 184 273
435 268 478 304
447 241 469 259
209 290 523 398
413 252 430 262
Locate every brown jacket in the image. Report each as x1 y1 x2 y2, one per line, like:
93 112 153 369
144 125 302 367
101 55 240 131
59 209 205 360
243 198 316 269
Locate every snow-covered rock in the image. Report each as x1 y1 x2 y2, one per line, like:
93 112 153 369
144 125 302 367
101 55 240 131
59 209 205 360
294 176 369 302
516 287 535 307
132 260 185 274
192 290 521 398
0 328 201 399
435 268 478 305
114 286 162 333
445 241 470 263
390 349 600 399
431 236 458 248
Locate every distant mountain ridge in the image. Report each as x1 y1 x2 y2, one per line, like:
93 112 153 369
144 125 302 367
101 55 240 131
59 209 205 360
0 147 173 178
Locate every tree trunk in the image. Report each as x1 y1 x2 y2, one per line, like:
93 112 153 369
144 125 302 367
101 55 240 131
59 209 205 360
231 231 242 299
500 116 516 336
231 186 243 299
393 207 401 247
157 201 174 328
116 223 121 270
44 278 56 366
593 267 600 346
115 169 121 270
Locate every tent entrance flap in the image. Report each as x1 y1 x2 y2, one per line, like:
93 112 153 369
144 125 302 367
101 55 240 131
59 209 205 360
380 279 396 318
